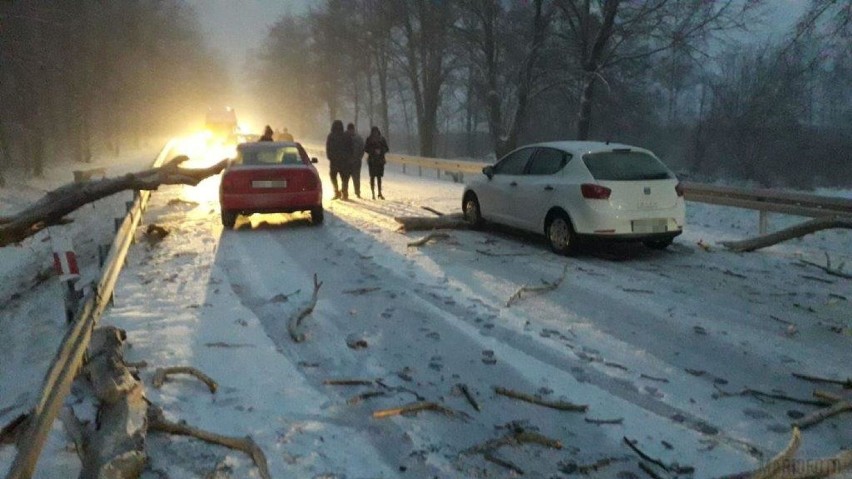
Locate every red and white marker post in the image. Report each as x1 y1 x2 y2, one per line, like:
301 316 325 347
50 231 81 322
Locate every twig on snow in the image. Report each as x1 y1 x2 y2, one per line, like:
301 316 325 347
458 383 481 412
372 401 469 421
148 405 271 479
791 372 852 389
323 379 374 386
421 206 445 216
494 386 587 412
288 273 322 342
483 452 524 475
407 232 451 247
793 399 852 429
585 417 624 425
712 384 830 406
505 263 569 307
152 366 218 394
624 436 694 476
346 391 388 405
342 287 381 295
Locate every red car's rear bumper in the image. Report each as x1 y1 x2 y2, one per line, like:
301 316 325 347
220 191 321 213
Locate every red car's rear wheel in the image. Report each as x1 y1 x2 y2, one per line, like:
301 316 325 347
221 210 237 228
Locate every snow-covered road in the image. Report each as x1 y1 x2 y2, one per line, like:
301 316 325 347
2 139 850 478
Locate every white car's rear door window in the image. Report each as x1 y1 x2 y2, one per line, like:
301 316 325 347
494 148 534 174
583 150 673 181
527 148 569 175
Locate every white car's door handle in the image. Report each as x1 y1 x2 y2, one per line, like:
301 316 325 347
544 185 554 191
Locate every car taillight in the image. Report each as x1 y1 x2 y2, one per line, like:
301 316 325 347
675 182 684 197
581 183 611 200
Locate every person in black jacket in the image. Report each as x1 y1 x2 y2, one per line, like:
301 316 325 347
259 125 274 142
364 126 388 199
325 120 353 200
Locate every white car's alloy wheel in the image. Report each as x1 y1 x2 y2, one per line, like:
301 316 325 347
463 196 482 227
547 215 574 255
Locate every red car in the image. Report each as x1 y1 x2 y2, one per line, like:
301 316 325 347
219 141 324 228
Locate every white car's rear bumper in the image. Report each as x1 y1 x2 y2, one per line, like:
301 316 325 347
569 200 685 237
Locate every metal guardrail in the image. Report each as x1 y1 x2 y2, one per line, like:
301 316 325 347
303 142 850 231
5 139 176 479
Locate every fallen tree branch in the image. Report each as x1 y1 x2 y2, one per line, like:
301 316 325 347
624 437 694 475
792 372 852 389
407 232 451 247
372 401 469 421
346 391 387 405
713 385 830 406
464 423 563 456
394 213 469 232
458 383 481 412
342 287 380 296
0 155 228 247
799 255 852 280
494 386 587 412
720 217 852 253
793 399 852 429
483 453 524 475
148 405 271 479
152 366 218 394
585 417 624 425
421 206 445 216
323 379 374 386
287 273 322 342
505 263 569 307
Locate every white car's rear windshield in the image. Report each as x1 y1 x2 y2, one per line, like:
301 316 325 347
236 146 302 166
583 151 673 181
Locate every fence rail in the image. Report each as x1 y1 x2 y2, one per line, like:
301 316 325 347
5 139 175 479
303 142 850 233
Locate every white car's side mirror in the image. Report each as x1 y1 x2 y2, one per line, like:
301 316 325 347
483 166 494 179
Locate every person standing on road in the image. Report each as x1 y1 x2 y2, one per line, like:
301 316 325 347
325 120 353 200
364 126 388 200
346 123 365 199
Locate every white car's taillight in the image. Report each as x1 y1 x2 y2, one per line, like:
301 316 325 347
581 183 612 200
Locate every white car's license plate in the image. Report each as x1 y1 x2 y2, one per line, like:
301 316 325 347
632 219 667 233
252 180 287 188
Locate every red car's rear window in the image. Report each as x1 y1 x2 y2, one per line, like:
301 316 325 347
236 145 304 166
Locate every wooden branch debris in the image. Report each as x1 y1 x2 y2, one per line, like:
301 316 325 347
407 232 451 247
458 383 481 412
323 379 374 386
798 252 852 280
346 391 388 405
148 405 271 479
712 385 830 407
793 392 852 429
464 424 563 464
0 413 29 445
792 372 852 389
394 213 469 232
720 217 852 253
287 273 322 343
421 206 445 216
152 366 218 394
623 437 694 476
494 386 588 412
0 155 228 247
342 287 380 296
585 417 624 425
505 263 569 307
372 401 469 421
483 452 525 475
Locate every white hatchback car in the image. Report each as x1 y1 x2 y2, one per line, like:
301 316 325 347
462 141 685 254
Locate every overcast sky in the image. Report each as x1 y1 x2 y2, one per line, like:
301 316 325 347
190 0 807 80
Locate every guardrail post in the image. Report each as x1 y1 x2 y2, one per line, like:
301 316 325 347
403 164 407 174
98 244 109 268
759 210 769 235
437 168 441 179
418 166 422 177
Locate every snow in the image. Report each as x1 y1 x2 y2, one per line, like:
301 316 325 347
1 138 850 478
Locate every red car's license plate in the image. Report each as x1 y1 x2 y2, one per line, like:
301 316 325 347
252 180 287 188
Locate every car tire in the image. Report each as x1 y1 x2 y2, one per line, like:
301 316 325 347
221 210 237 229
462 193 483 228
310 206 324 225
546 212 577 256
644 238 673 250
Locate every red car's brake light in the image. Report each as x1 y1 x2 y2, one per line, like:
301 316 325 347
581 183 612 200
675 182 684 197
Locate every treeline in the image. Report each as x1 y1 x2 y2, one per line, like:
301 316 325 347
0 0 229 181
254 0 851 188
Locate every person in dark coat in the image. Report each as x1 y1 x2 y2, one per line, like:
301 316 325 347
259 125 275 142
325 120 353 200
346 123 365 199
364 126 389 199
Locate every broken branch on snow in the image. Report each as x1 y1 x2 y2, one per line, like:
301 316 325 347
712 385 830 407
719 217 852 253
148 405 271 479
623 436 694 475
407 232 452 247
323 379 374 386
394 213 469 232
372 401 469 421
505 263 569 307
152 366 218 394
494 386 588 412
287 273 322 342
798 252 851 280
347 391 388 405
0 155 228 247
464 424 563 456
458 383 481 412
421 206 445 216
792 372 852 389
